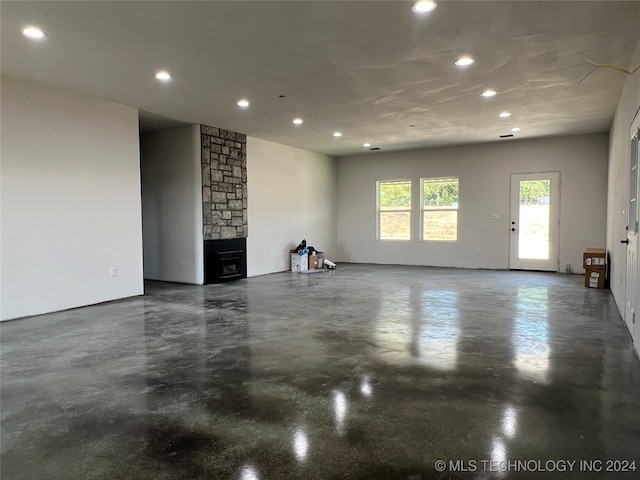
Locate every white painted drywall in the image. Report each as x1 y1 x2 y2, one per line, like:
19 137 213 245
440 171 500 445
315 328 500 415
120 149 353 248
336 134 608 272
140 126 203 284
0 76 143 321
606 35 640 353
246 137 337 276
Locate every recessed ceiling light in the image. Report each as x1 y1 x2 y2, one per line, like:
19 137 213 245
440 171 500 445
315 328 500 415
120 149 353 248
511 127 521 132
363 143 371 148
499 112 512 118
412 1 437 13
292 118 304 125
455 56 475 67
333 132 343 138
237 99 250 108
155 70 171 81
21 25 47 39
482 90 497 97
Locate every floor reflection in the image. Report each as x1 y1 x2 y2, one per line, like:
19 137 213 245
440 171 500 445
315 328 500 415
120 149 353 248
501 404 518 439
144 289 253 415
375 288 412 361
239 464 260 480
491 436 508 478
415 289 459 370
333 390 348 436
293 428 309 462
514 286 550 383
375 288 459 370
359 375 373 398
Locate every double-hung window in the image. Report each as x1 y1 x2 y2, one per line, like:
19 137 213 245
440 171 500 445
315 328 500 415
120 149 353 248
422 177 459 241
377 180 411 240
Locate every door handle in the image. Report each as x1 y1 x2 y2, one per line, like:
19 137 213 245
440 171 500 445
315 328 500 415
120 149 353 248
621 239 630 245
511 228 517 232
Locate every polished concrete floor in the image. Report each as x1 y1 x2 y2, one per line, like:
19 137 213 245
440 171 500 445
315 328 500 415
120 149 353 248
2 264 640 480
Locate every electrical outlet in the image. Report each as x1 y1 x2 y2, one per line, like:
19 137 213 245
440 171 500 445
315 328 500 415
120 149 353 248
475 247 480 254
263 250 268 258
109 267 117 278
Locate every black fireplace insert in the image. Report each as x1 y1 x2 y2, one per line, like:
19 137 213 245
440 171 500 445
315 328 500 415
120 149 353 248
204 238 247 284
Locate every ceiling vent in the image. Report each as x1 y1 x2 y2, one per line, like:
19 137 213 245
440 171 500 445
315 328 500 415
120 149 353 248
369 147 382 151
500 134 514 138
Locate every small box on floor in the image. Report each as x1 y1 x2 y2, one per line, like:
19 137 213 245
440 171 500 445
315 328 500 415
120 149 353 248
583 248 606 269
290 250 308 272
308 254 318 269
585 268 605 289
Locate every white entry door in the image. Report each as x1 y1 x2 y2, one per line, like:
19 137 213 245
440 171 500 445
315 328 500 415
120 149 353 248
625 118 640 343
509 172 560 271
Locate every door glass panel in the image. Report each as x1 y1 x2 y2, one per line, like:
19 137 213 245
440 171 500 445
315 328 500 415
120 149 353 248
518 179 551 260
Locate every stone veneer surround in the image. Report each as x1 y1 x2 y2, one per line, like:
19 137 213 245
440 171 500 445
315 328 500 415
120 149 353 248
200 124 247 240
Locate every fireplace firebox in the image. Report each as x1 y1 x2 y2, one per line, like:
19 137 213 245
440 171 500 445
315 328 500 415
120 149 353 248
204 238 247 284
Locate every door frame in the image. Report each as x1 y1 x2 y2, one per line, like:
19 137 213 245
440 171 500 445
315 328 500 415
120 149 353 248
626 112 640 346
509 171 561 272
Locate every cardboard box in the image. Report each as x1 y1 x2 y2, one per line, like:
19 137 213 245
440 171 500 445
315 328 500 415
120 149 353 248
290 250 308 272
585 268 605 289
583 248 606 269
308 254 318 269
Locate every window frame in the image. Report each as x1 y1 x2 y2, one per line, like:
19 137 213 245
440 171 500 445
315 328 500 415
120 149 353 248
376 179 412 241
420 176 459 243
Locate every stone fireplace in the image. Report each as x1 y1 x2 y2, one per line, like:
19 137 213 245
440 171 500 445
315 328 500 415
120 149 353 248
200 125 247 283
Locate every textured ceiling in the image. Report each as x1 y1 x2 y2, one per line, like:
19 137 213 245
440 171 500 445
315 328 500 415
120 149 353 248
2 1 640 156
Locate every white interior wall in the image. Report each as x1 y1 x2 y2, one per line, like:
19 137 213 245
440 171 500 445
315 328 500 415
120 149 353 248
140 126 203 284
246 137 337 277
606 35 640 354
336 134 608 272
0 76 143 321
